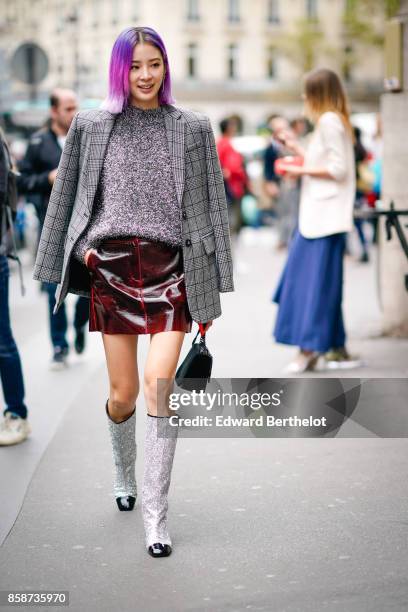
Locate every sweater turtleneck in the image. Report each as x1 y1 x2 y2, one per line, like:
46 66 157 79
123 103 164 119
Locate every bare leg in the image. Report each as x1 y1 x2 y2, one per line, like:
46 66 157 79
102 333 139 423
142 330 186 557
144 331 185 416
102 333 139 511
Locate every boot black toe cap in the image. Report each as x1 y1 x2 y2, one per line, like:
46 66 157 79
116 496 136 511
148 543 172 557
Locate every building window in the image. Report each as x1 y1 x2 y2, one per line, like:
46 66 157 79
267 0 280 24
227 43 238 78
55 0 64 32
306 0 318 19
267 47 277 78
56 14 63 32
187 43 198 78
343 45 353 82
111 0 121 25
131 0 139 20
92 0 99 27
6 3 17 22
228 0 240 23
187 0 200 21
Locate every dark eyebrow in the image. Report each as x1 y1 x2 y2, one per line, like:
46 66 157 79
131 58 162 64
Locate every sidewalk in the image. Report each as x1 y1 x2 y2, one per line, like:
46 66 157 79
221 227 408 378
0 231 407 612
8 227 408 379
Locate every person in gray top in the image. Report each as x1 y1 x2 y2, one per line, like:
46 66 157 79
33 27 234 559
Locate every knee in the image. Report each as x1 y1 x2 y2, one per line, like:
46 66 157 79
143 374 157 406
110 382 139 412
144 372 173 414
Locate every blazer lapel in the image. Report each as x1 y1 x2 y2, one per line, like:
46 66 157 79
86 112 116 211
162 104 185 207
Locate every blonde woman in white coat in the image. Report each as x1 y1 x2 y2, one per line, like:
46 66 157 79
273 68 359 373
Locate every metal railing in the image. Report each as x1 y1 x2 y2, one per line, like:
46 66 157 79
354 201 408 291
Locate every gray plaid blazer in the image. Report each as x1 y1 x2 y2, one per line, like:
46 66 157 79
33 104 234 323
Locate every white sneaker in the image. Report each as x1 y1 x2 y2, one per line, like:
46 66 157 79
324 348 364 370
0 413 31 446
325 358 364 370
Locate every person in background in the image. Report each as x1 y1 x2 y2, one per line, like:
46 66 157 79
263 114 282 225
353 126 370 263
369 114 383 243
216 117 249 247
290 117 309 141
263 115 298 249
0 128 31 445
272 68 361 373
18 89 90 369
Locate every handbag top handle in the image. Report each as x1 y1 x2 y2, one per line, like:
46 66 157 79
198 322 206 336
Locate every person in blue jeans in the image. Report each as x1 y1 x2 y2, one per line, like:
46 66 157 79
18 89 89 369
0 255 31 445
44 281 89 367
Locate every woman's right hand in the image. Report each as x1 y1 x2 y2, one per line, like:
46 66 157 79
277 129 305 157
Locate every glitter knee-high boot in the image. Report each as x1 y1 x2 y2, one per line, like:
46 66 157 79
142 414 178 557
105 400 137 511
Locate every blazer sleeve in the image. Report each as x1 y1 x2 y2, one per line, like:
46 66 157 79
319 112 348 182
204 118 234 293
33 113 80 284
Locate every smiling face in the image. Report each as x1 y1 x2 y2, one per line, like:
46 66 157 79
128 42 165 109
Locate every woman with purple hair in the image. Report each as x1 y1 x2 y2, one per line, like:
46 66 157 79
33 27 234 557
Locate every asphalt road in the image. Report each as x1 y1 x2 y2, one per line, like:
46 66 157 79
1 229 407 611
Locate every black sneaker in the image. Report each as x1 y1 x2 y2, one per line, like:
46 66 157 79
50 346 69 371
74 328 86 354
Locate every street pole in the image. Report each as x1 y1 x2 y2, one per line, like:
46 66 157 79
379 0 408 336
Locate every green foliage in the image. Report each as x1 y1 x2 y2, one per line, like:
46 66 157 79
269 1 398 77
270 19 325 72
348 0 400 19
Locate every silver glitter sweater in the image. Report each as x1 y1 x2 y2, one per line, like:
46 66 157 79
73 104 181 262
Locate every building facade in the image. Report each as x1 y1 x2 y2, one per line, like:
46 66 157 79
0 0 385 130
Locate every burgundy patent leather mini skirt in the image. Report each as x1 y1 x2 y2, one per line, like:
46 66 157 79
87 237 192 335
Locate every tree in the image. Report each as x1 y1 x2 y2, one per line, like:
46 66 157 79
356 0 400 18
271 18 325 73
339 0 387 81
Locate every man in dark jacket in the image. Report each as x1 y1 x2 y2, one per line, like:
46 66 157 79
18 89 89 369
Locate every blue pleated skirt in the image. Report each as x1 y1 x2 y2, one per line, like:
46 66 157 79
273 231 346 352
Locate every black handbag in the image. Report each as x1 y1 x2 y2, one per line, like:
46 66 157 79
175 324 213 392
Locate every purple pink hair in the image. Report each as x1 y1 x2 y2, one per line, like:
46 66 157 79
101 27 175 113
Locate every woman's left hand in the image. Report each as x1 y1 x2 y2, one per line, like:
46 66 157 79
199 321 213 334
